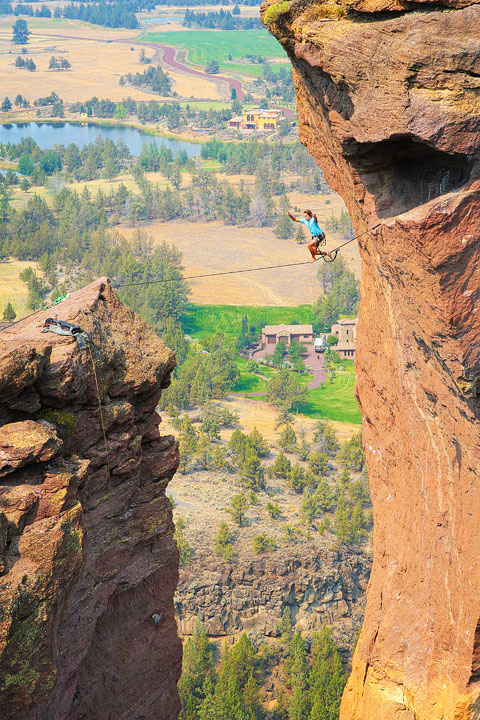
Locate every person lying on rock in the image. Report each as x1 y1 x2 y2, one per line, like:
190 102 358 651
287 209 337 263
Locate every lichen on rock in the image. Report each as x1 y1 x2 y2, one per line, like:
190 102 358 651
0 279 181 720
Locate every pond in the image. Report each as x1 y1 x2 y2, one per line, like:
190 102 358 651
0 122 202 157
140 16 183 24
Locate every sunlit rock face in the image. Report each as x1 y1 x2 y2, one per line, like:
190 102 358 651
266 2 480 718
0 279 182 720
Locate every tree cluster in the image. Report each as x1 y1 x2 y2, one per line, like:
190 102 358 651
48 56 71 70
15 56 36 71
178 618 345 720
183 8 260 29
313 257 360 331
119 65 172 95
61 1 139 29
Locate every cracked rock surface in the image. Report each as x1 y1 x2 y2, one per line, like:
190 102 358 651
266 2 480 718
0 279 181 720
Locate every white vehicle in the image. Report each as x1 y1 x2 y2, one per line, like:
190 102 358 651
314 337 325 353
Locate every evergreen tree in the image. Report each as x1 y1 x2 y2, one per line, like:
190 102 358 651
308 625 345 720
179 619 215 720
1 96 12 112
267 451 291 479
2 302 16 321
214 521 235 561
12 18 29 44
287 463 306 493
248 427 269 457
274 213 294 239
278 425 297 453
308 452 329 476
175 517 193 565
295 224 306 243
227 493 249 526
239 445 265 490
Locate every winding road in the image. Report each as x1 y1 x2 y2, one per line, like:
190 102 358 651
36 30 297 115
140 42 245 101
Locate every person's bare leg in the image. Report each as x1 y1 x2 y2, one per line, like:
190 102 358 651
308 241 318 263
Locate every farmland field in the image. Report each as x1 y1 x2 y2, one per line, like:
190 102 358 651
143 29 286 72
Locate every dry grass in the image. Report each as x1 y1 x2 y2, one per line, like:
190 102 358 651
0 258 38 319
0 17 220 103
121 218 323 305
162 396 359 557
118 182 359 305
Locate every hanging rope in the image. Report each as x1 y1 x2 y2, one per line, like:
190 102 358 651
87 343 112 494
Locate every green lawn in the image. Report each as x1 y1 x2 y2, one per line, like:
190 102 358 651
234 357 269 393
298 368 361 424
143 29 286 75
182 303 313 342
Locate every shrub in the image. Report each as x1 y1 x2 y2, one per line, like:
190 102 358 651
252 532 277 553
266 500 281 519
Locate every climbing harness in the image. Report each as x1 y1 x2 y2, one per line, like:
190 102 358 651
41 318 91 350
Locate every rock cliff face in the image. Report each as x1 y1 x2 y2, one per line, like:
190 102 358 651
0 279 181 720
175 544 370 658
266 3 480 719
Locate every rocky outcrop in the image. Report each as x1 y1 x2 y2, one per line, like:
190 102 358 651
176 545 370 660
0 279 181 720
266 3 480 719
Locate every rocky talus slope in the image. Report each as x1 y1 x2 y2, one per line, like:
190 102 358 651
0 279 181 720
265 2 480 719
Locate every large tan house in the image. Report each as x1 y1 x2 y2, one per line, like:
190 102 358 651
261 324 313 348
330 318 358 359
228 106 283 131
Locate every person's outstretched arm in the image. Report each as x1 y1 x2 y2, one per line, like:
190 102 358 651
288 211 300 223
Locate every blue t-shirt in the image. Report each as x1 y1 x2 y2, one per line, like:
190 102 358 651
300 216 323 237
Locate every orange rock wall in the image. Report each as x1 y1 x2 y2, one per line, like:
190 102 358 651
266 3 480 718
0 280 181 720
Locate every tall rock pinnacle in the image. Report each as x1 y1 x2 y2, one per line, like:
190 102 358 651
0 279 181 720
265 2 480 718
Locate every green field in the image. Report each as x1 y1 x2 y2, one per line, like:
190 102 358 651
143 29 286 75
182 303 312 342
298 364 361 424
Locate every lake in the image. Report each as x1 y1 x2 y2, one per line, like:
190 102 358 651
0 122 202 157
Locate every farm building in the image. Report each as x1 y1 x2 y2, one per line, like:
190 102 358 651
228 106 283 131
261 323 313 348
330 317 358 359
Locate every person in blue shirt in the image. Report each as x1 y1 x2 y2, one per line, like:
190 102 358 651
287 209 337 263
